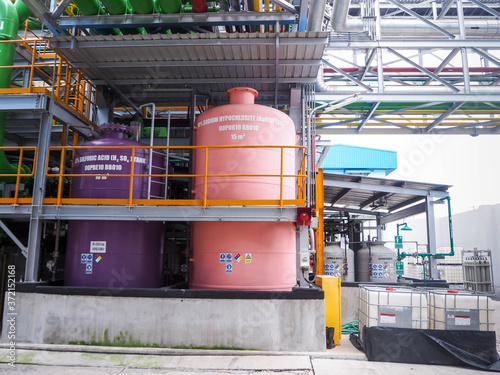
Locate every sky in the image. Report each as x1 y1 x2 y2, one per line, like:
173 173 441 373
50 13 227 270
323 134 500 216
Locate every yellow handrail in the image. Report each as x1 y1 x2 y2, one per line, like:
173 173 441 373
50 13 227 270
0 38 97 128
0 146 37 205
45 144 307 208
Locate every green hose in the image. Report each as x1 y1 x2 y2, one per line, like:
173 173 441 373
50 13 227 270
341 321 359 335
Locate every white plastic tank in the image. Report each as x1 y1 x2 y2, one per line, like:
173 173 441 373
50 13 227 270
358 285 428 343
324 242 355 282
370 243 397 283
428 289 495 331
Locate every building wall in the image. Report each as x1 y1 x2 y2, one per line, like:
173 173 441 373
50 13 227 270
435 204 500 287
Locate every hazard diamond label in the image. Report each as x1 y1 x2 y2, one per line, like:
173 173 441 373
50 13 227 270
235 254 242 262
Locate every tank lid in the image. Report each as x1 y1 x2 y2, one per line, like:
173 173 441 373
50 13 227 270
226 87 258 105
98 123 133 139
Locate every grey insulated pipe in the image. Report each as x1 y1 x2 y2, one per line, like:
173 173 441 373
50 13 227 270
331 0 351 32
307 0 328 31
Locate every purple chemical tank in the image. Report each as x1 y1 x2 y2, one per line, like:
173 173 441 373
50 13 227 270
64 124 165 288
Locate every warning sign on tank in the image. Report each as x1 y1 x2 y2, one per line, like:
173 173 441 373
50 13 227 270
226 264 233 274
235 254 242 262
245 253 252 263
81 253 93 264
90 241 106 253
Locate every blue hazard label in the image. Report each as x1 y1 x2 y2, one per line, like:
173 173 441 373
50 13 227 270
219 253 226 263
86 264 92 274
226 253 232 263
226 264 233 273
81 254 93 264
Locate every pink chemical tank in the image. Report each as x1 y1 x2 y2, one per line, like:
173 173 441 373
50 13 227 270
190 87 297 291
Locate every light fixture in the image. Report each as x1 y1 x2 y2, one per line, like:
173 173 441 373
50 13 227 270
323 93 362 113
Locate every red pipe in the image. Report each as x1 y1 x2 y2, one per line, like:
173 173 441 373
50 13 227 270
191 0 208 13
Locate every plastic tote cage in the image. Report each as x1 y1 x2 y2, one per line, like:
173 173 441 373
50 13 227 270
428 289 495 331
358 285 428 343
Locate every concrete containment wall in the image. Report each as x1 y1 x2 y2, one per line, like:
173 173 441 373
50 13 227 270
341 285 359 324
4 292 326 352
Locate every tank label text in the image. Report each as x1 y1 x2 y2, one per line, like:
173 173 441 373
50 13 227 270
196 115 285 130
75 154 147 165
90 241 107 254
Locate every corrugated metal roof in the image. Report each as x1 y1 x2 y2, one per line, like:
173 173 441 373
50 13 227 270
321 144 397 175
323 173 450 215
51 32 328 106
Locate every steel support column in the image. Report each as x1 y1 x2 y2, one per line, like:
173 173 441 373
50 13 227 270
25 112 53 282
426 196 439 279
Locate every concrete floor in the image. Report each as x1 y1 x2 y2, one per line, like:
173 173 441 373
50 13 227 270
0 332 496 375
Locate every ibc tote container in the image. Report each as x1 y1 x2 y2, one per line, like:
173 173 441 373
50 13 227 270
358 285 428 343
428 289 495 331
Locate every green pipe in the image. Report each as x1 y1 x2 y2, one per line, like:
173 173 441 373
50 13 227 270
129 0 159 14
100 0 147 35
0 0 30 183
14 0 32 25
157 0 182 14
72 0 121 35
400 196 455 260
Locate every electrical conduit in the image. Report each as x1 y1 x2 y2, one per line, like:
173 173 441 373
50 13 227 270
0 0 30 183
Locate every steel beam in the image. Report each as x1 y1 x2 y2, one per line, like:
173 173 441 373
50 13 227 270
25 112 53 282
472 48 500 68
426 196 439 279
359 192 391 209
72 59 320 69
327 40 500 49
323 179 449 198
38 206 298 221
0 220 28 257
328 188 352 205
52 34 327 50
325 207 382 217
468 0 500 18
423 49 460 86
379 202 427 225
0 94 48 112
269 0 298 14
437 0 454 19
52 0 72 19
56 12 298 29
92 77 316 85
358 49 376 82
387 48 460 92
322 60 373 92
424 102 465 133
21 0 60 35
357 102 380 132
